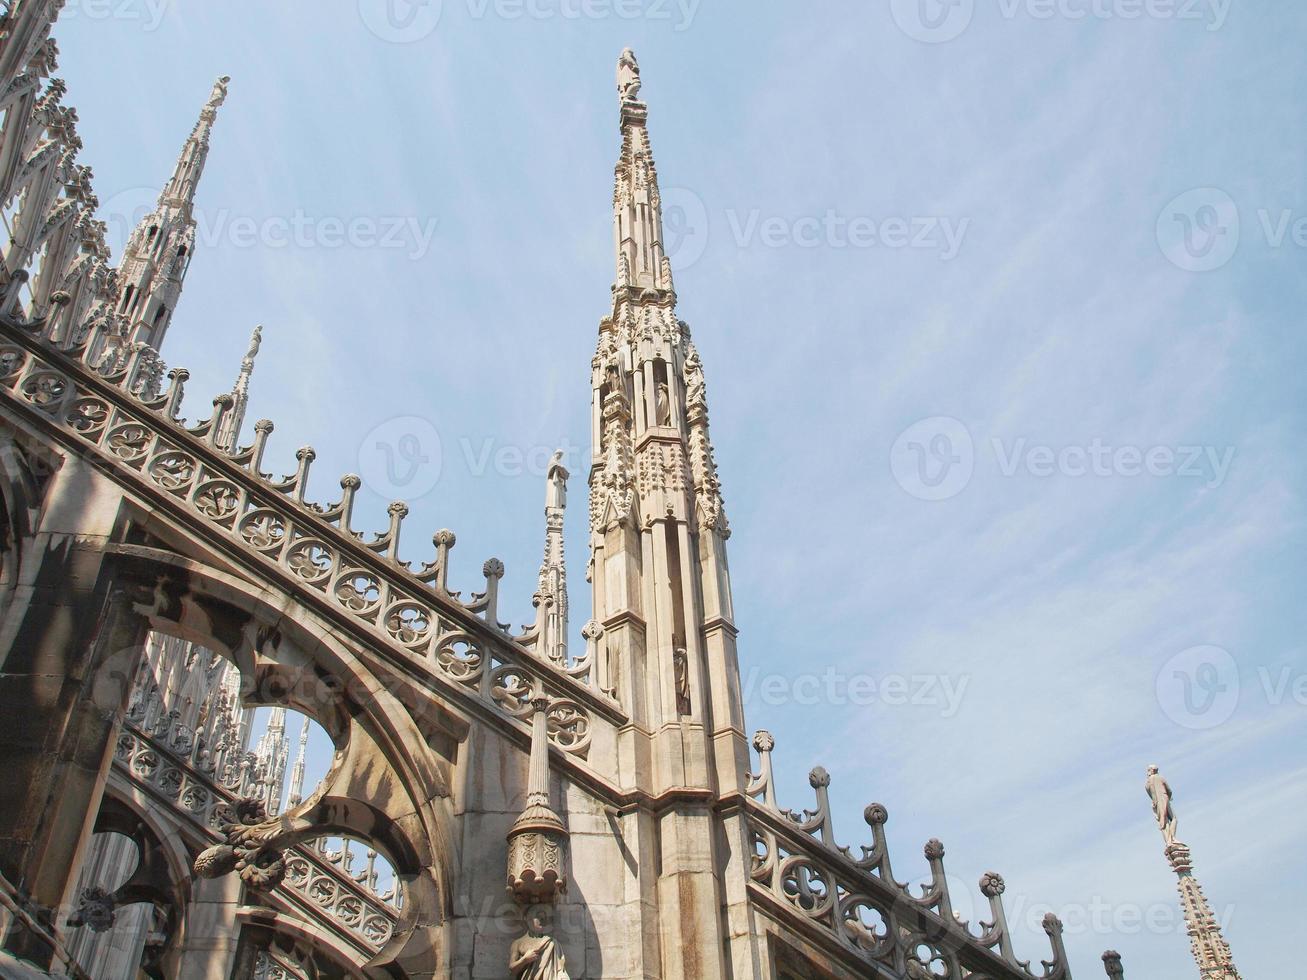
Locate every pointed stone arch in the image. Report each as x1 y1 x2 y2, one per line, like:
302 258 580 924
102 542 466 978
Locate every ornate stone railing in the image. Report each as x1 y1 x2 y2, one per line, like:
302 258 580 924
252 947 311 980
0 317 625 764
112 721 400 958
742 732 1072 980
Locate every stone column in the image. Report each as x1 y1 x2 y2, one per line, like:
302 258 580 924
159 877 243 980
0 453 145 967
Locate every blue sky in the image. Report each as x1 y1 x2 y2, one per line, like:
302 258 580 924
58 1 1305 974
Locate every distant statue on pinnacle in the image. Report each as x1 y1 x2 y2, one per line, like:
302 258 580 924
1145 764 1179 846
208 75 231 110
617 48 641 102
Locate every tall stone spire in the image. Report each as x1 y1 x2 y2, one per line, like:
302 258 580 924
286 715 310 808
215 324 261 452
536 451 569 665
115 75 229 352
586 49 745 978
589 45 740 776
1144 765 1242 980
253 706 289 815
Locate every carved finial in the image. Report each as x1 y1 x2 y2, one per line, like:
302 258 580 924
243 324 262 368
808 766 830 789
752 730 775 753
1102 950 1125 979
483 558 505 579
979 871 1005 898
863 803 888 826
507 697 569 906
924 839 945 861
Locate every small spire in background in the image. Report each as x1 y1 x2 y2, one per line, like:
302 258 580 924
216 324 262 452
117 75 232 352
1144 765 1242 980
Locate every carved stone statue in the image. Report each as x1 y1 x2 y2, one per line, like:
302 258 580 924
1145 764 1179 845
546 449 568 510
673 647 691 715
617 48 641 102
509 909 571 980
684 346 706 411
208 75 231 111
655 381 671 425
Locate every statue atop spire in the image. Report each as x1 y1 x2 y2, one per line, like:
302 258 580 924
207 75 231 113
240 323 262 381
1144 766 1242 980
617 47 642 103
1145 763 1179 846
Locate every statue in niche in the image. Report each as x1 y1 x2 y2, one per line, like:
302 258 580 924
603 363 621 402
656 381 671 426
1145 765 1179 845
673 647 691 715
509 907 571 980
617 48 641 102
